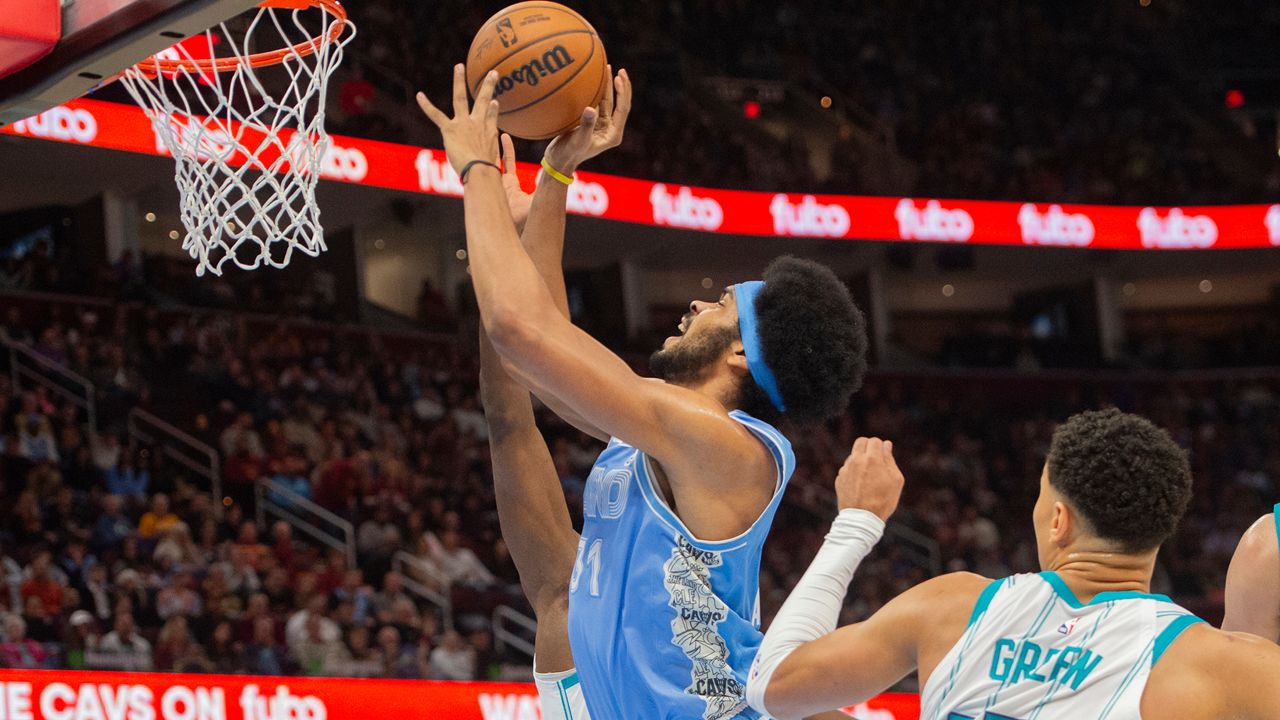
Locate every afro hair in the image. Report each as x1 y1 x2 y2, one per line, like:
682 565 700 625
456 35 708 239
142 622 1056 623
738 257 868 426
1047 408 1192 552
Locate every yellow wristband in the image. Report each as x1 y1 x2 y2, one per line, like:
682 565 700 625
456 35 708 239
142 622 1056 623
541 158 575 185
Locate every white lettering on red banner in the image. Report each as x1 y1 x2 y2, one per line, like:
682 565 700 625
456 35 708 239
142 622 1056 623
567 180 609 216
476 694 542 720
651 184 724 231
9 98 1279 252
846 702 901 720
0 671 923 720
10 107 98 144
895 199 974 242
770 194 851 237
415 149 463 196
3 681 33 720
535 173 610 217
40 683 156 720
239 686 324 720
320 144 368 183
1018 204 1095 247
1137 207 1218 249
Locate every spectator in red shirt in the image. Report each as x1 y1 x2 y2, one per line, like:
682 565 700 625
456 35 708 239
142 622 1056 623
313 548 348 596
20 552 63 615
0 614 49 668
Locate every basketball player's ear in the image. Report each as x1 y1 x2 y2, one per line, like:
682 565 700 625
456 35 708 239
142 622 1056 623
1050 501 1072 546
727 339 748 373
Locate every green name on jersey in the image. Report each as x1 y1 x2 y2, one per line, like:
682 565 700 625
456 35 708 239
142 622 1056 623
988 638 1103 690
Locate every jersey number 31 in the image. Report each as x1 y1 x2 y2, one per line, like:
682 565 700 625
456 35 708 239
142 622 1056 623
570 537 603 597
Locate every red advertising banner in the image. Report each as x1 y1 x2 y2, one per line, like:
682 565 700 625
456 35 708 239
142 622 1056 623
0 671 920 720
6 98 1274 251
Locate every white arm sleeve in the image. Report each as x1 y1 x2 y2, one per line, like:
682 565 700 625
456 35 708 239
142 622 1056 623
745 508 885 716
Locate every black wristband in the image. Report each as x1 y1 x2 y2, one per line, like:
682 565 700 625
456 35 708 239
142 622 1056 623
459 159 501 184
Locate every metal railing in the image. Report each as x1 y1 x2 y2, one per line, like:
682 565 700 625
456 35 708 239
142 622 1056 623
794 484 942 578
493 605 537 661
5 336 97 448
255 478 356 567
886 523 943 577
393 551 453 631
127 408 220 508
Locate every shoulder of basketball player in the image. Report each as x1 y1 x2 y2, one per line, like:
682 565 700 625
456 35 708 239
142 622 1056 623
1223 512 1280 631
637 376 771 472
1230 512 1280 572
1146 625 1280 719
875 572 990 646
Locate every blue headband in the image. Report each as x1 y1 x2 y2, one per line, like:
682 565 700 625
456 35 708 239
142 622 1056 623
735 281 786 413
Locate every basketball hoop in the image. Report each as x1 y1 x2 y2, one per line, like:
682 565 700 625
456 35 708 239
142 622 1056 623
116 0 355 277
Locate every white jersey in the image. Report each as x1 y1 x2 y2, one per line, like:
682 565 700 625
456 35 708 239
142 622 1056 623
920 572 1203 720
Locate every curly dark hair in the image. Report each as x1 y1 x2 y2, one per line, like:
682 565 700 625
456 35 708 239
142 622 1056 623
1046 408 1192 552
737 257 868 426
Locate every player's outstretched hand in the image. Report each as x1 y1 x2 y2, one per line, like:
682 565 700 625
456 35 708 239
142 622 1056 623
417 64 500 177
545 66 633 175
834 437 905 522
499 133 533 231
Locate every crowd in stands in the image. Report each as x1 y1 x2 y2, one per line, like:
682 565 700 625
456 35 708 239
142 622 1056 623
319 0 1280 202
1 290 1276 684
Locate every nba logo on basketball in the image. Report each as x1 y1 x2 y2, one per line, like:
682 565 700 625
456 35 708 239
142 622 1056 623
497 18 518 48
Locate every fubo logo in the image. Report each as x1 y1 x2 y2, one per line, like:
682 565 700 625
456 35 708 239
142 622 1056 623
769 194 851 237
11 106 98 144
895 199 974 242
1136 207 1218 249
319 143 369 182
1018 204 1095 247
415 149 463 196
651 184 724 231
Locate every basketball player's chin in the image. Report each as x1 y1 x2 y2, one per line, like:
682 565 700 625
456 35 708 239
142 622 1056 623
661 335 680 349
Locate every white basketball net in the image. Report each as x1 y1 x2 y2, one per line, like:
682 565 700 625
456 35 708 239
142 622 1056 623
117 2 355 276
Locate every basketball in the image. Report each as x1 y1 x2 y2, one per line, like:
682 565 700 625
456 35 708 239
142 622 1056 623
466 2 609 141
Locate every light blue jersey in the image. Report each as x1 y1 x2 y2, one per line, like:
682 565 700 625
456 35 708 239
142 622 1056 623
920 572 1204 720
566 410 794 719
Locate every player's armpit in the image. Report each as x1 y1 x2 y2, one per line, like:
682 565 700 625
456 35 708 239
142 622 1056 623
1221 512 1280 642
762 572 986 718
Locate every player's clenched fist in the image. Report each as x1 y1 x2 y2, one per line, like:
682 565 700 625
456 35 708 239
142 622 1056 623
417 64 501 176
834 437 905 521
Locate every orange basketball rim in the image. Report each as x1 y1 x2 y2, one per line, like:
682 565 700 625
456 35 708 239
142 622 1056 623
126 0 348 79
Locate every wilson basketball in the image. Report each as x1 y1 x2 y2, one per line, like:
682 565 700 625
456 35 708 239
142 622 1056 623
466 2 608 141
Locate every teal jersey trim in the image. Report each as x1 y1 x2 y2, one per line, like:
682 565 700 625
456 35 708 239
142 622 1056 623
1152 615 1205 666
1273 503 1280 559
1038 571 1174 607
967 577 1006 628
561 671 580 691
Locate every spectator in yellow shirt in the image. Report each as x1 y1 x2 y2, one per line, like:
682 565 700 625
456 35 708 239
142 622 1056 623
137 494 180 539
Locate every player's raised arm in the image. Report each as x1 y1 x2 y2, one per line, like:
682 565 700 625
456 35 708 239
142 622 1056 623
478 326 579 670
496 67 632 442
418 67 759 481
747 439 979 718
1221 510 1280 642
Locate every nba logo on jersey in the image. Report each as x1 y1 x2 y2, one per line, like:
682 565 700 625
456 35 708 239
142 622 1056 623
1057 618 1079 636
